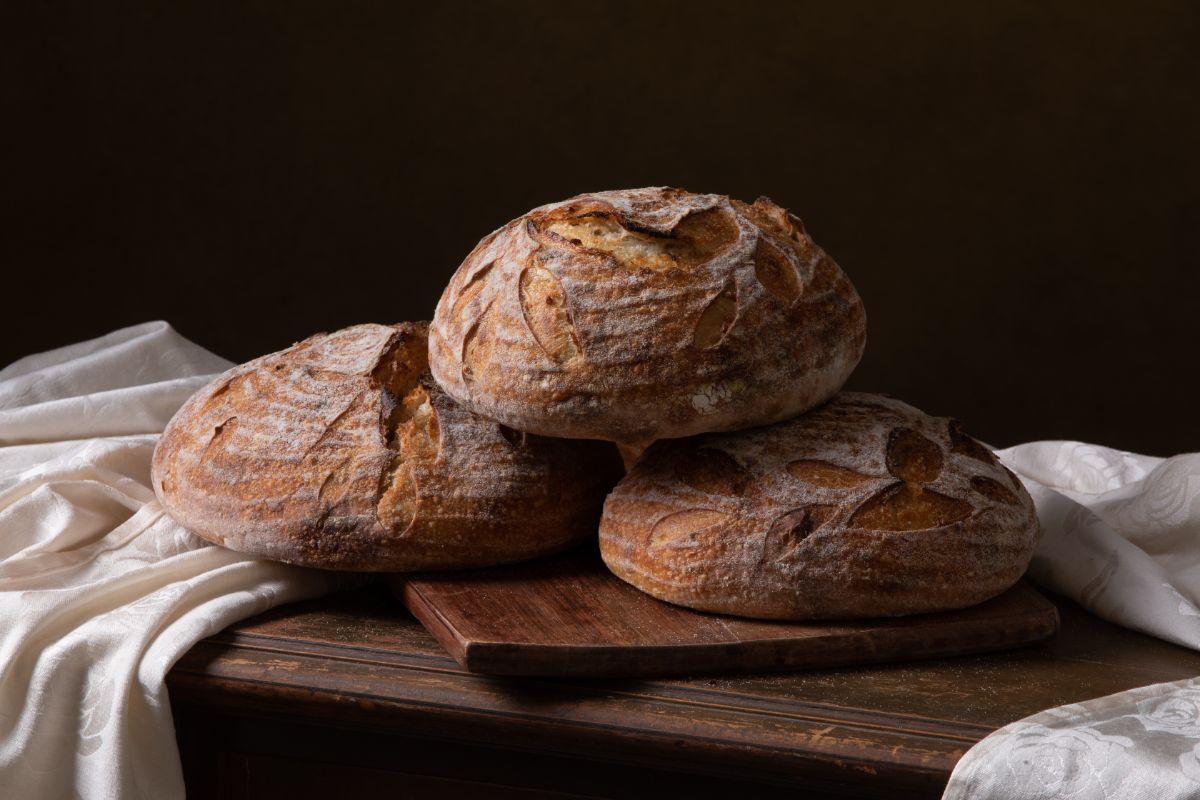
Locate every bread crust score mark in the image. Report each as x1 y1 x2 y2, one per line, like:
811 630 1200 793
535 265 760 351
599 392 1041 620
152 322 623 571
429 187 867 443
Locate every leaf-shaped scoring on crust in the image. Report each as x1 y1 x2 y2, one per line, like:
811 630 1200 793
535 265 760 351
460 304 496 381
754 236 803 306
676 447 751 496
886 427 945 484
760 504 838 566
450 261 494 319
374 331 438 535
546 215 677 272
317 457 354 509
544 206 740 273
519 265 582 365
733 196 808 246
786 459 875 489
649 508 731 549
693 281 738 350
671 206 740 267
395 385 439 461
543 206 738 272
849 483 973 531
948 419 998 466
196 415 239 474
970 475 1020 505
377 466 419 535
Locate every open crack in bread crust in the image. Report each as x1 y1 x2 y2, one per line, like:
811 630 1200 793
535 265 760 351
430 187 867 443
152 322 623 571
599 392 1041 620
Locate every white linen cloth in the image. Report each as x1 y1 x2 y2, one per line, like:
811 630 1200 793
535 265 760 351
944 443 1200 799
3 323 1200 800
0 322 338 799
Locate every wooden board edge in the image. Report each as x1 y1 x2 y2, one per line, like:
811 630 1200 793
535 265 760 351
393 576 470 668
394 572 1062 678
455 597 1062 678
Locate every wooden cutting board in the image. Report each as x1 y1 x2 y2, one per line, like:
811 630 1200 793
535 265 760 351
391 545 1059 678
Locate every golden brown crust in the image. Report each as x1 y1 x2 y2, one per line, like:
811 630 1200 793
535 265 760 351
599 393 1040 619
152 322 623 571
429 187 867 442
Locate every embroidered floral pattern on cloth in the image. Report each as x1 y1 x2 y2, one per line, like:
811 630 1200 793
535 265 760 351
945 444 1200 799
2 323 1199 800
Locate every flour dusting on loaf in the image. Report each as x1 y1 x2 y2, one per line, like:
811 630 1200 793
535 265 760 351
430 187 867 442
600 393 1040 619
152 322 623 571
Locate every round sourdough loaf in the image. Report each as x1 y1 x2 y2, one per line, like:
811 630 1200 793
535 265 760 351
429 187 866 443
152 322 623 571
599 393 1040 619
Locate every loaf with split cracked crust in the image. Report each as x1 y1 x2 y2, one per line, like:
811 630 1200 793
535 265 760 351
152 322 623 571
429 187 867 443
600 393 1040 619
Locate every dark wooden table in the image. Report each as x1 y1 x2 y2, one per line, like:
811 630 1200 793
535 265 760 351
168 582 1200 799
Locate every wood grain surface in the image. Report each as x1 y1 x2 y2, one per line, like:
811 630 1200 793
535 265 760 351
392 547 1059 677
171 582 1200 800
168 583 1200 799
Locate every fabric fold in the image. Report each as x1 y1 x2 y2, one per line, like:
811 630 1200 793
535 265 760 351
4 323 1200 800
0 322 337 800
945 443 1200 799
0 321 231 445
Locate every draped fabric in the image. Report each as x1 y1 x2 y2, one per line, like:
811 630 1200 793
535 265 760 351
945 443 1200 799
3 323 1198 799
0 323 337 799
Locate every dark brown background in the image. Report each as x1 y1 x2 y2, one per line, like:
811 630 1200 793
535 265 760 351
3 2 1198 454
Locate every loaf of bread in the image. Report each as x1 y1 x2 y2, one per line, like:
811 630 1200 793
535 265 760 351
429 187 867 443
152 322 623 571
600 393 1039 619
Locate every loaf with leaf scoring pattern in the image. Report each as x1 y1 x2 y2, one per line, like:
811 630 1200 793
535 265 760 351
429 187 867 443
600 393 1039 619
152 322 623 571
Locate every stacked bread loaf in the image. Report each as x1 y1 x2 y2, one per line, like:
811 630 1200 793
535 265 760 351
154 186 1039 619
152 322 623 571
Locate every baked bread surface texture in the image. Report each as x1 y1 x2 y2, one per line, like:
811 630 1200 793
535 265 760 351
152 322 623 571
599 392 1040 619
429 187 867 442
